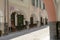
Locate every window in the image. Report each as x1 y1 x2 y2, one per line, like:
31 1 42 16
21 0 23 1
32 0 41 8
43 3 45 9
40 1 45 9
36 0 38 7
32 0 35 6
39 0 41 8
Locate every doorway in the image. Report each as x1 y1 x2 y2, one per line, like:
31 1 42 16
30 17 33 25
11 12 16 32
17 14 24 30
40 17 43 26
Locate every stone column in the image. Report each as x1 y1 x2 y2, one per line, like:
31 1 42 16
43 0 57 40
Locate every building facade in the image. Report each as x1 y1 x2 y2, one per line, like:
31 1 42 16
0 0 48 35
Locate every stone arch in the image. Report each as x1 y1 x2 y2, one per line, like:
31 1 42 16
9 9 27 27
30 13 37 24
16 10 26 18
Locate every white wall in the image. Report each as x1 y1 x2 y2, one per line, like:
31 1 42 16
9 0 41 23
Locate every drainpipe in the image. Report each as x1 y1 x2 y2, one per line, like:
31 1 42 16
4 0 9 35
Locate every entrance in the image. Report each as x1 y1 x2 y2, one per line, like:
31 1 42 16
10 12 24 32
11 12 15 26
30 16 37 28
29 17 34 28
45 18 48 25
40 17 43 26
11 12 16 32
17 14 24 30
30 17 33 24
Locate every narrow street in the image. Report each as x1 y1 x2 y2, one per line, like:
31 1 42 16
0 26 50 40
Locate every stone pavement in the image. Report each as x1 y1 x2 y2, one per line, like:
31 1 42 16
0 26 50 40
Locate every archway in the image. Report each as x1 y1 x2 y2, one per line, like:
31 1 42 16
10 10 26 32
11 12 16 26
29 14 37 28
11 12 16 32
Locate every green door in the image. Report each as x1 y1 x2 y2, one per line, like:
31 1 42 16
17 15 24 30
